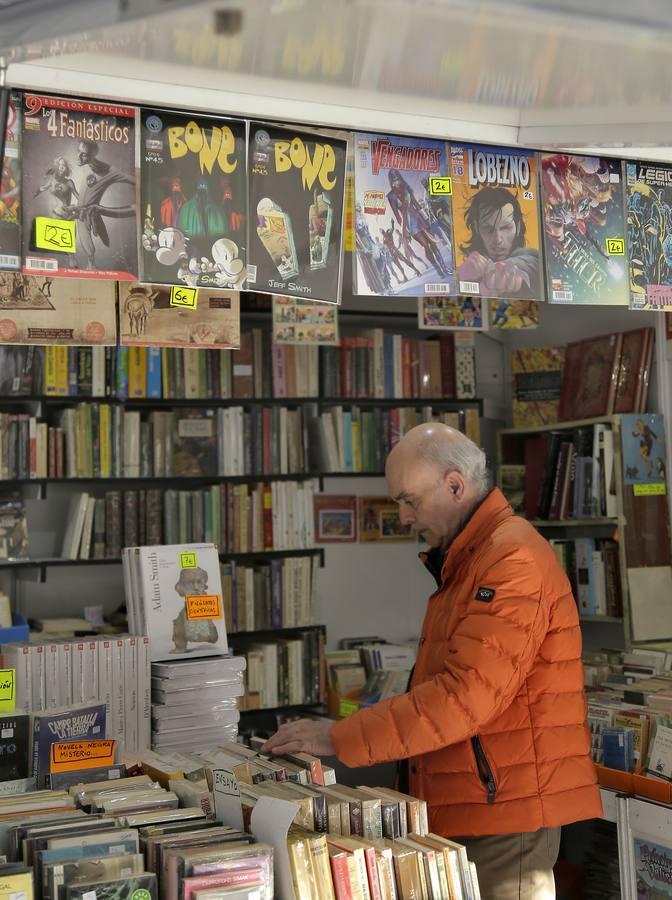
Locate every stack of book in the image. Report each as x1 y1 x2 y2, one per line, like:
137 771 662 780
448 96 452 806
151 657 244 754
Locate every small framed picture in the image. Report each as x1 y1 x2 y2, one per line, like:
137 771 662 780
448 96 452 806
359 496 414 543
314 495 357 543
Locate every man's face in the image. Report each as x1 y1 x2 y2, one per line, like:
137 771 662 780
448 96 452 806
77 142 91 166
463 308 476 325
476 202 518 261
386 457 460 549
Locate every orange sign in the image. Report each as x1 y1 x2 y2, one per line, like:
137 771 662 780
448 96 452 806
186 594 223 620
50 739 116 773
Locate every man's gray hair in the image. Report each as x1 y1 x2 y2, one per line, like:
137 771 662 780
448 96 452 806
418 428 490 498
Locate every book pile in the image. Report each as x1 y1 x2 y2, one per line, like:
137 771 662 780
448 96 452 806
2 635 149 754
326 642 416 708
151 657 244 754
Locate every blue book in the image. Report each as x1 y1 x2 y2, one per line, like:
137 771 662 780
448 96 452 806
30 703 107 789
116 346 129 400
383 333 394 398
146 347 162 398
602 727 635 772
67 350 78 396
343 411 353 472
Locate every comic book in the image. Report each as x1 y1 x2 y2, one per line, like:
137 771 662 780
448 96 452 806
21 94 138 279
119 283 240 349
247 123 347 303
0 273 117 345
490 299 539 329
418 297 486 330
540 153 629 305
353 133 455 296
0 91 21 271
450 143 542 300
626 160 672 309
139 109 247 289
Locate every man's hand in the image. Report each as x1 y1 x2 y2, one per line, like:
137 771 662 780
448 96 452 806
260 719 336 757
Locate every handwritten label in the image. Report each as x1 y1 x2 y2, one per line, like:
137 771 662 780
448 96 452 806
170 285 198 309
35 217 76 253
0 669 15 712
606 238 625 256
180 552 197 568
50 739 116 773
210 767 244 830
186 594 222 620
634 483 667 496
339 699 359 717
429 176 452 196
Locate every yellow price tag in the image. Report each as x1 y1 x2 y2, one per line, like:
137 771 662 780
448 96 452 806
429 176 452 196
634 483 666 496
170 285 198 309
0 669 16 712
35 217 76 253
180 552 197 568
606 238 625 256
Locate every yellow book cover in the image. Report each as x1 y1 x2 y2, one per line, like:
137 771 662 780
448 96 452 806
0 870 33 899
308 833 336 900
351 418 362 472
54 345 68 396
128 346 147 398
100 404 111 477
288 828 319 900
161 347 170 399
44 346 56 395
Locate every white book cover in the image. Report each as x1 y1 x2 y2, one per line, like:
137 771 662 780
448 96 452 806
71 641 85 706
44 643 59 709
137 636 151 752
124 637 138 754
123 410 141 478
135 543 227 662
92 345 106 397
82 640 99 704
97 638 114 721
78 496 97 560
29 644 46 713
111 638 126 746
61 493 89 560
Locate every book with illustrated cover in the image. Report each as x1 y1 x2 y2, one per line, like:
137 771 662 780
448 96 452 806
490 299 539 329
418 297 485 330
0 273 117 345
62 872 157 900
172 409 218 477
0 344 43 394
541 153 628 306
353 133 454 297
0 495 29 559
139 109 247 290
124 543 228 662
118 283 240 349
511 346 565 428
31 702 107 789
22 94 137 280
247 123 346 303
626 160 672 309
450 143 542 300
0 714 30 781
0 91 21 271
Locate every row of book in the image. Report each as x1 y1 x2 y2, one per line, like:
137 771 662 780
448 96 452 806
500 422 616 522
326 642 417 703
310 406 481 474
1 635 150 766
2 329 478 403
222 557 316 633
239 629 326 712
319 330 476 401
59 482 316 561
550 539 623 619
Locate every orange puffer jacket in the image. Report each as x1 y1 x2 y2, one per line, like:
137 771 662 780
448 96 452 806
331 488 603 836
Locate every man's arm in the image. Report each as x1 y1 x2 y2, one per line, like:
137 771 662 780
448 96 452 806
329 545 550 767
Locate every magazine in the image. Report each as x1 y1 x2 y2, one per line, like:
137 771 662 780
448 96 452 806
139 109 247 289
0 91 21 271
22 94 137 280
247 123 347 303
626 160 672 309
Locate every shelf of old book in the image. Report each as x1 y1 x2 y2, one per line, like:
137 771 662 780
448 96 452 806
530 518 619 528
0 395 484 409
6 473 318 485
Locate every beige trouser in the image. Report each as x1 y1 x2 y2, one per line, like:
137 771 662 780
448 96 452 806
456 827 561 900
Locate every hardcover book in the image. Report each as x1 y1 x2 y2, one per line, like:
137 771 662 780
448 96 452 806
139 109 247 290
541 153 629 306
614 327 654 414
124 543 228 662
172 409 218 477
22 94 137 280
558 333 623 421
353 133 455 297
511 346 565 428
247 123 347 304
0 91 21 271
450 143 542 300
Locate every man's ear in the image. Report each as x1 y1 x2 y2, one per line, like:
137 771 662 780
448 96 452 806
445 470 466 499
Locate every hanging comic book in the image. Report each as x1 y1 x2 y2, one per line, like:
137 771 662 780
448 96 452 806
541 153 629 305
353 133 455 296
450 143 543 300
21 94 138 279
0 91 21 271
626 160 672 309
418 297 486 330
247 123 347 303
140 109 247 289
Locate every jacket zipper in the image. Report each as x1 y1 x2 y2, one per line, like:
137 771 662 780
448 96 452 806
471 736 497 803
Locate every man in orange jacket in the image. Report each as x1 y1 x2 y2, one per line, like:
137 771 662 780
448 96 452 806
262 422 603 899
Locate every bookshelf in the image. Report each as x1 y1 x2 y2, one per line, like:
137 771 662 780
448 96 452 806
497 415 672 649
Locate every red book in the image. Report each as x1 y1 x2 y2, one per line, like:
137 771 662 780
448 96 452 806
524 435 549 520
362 844 383 900
558 332 623 421
438 333 456 399
329 848 354 900
614 327 652 414
232 331 254 399
263 482 273 550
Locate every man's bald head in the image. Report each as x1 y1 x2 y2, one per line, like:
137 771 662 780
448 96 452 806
387 423 488 496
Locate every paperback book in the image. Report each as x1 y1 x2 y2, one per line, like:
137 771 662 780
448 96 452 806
31 702 107 788
139 109 247 289
22 94 138 279
247 123 347 303
353 133 455 296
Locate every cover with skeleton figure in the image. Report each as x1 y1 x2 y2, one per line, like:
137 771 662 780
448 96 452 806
21 94 138 279
541 153 629 305
139 109 247 289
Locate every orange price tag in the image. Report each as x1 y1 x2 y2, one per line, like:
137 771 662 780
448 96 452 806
50 739 116 773
186 594 223 620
